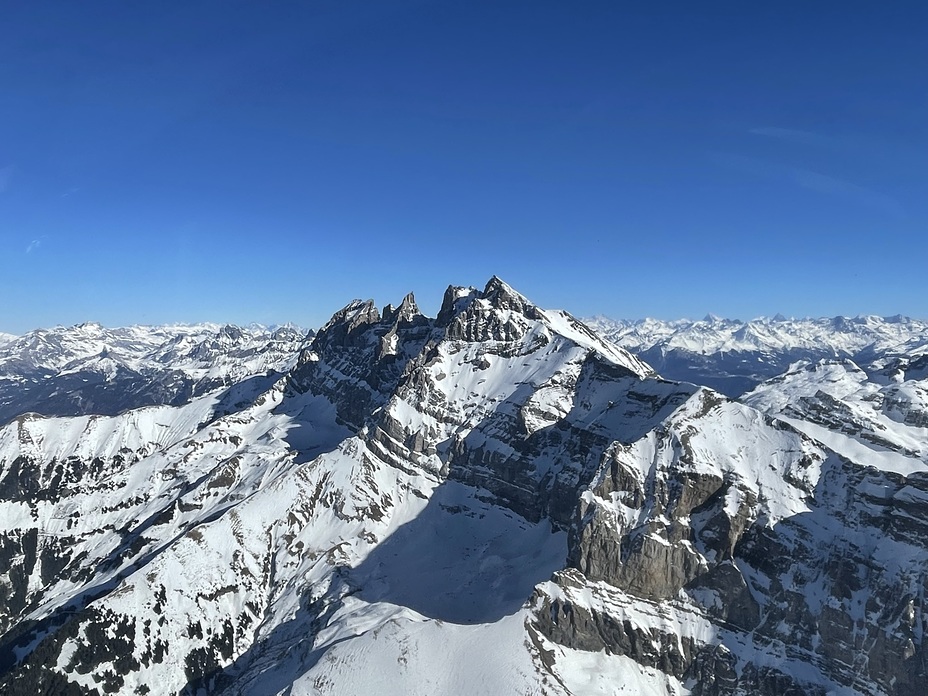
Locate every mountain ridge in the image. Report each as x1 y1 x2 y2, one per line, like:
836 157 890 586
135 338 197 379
0 322 311 427
588 313 928 397
0 279 926 695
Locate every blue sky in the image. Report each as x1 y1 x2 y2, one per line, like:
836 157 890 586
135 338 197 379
1 1 926 333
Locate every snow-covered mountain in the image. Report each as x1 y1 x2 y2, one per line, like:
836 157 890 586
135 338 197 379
0 322 309 427
744 358 928 469
587 314 928 397
0 279 926 695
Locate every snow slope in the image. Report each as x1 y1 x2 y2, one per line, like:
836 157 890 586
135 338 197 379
744 359 928 475
0 279 926 696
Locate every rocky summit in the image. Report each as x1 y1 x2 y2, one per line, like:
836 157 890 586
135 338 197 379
0 278 926 695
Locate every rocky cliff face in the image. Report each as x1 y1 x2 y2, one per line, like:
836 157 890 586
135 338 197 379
533 393 928 695
0 279 925 695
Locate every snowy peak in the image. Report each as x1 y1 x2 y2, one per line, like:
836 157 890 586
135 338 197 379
435 284 479 327
435 276 539 333
290 291 433 430
3 283 928 696
435 277 652 376
312 293 430 354
444 281 540 344
536 309 654 376
306 278 651 383
481 275 536 314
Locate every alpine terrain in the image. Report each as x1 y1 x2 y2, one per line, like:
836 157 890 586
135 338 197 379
587 315 928 397
0 278 926 695
0 323 309 427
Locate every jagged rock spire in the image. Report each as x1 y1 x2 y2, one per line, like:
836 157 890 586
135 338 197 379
382 292 420 325
436 285 478 327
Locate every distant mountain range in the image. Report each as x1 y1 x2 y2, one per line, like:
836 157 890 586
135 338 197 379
0 286 926 695
0 322 310 426
587 314 928 396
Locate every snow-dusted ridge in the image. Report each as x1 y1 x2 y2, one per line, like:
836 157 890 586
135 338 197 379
588 313 928 355
743 358 928 476
0 321 310 427
588 313 928 396
0 278 926 695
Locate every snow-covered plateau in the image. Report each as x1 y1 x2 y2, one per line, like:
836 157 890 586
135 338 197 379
0 279 926 695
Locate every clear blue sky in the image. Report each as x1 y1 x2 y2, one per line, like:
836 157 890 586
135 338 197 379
1 1 926 333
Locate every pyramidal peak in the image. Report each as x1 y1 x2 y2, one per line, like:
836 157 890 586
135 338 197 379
480 274 534 313
471 278 656 376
